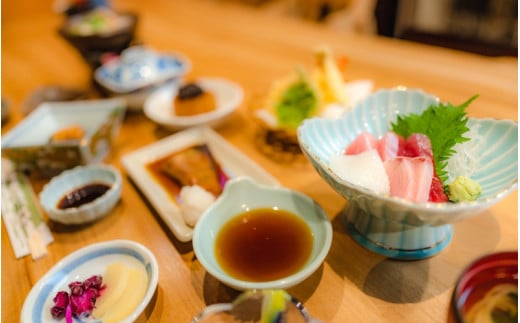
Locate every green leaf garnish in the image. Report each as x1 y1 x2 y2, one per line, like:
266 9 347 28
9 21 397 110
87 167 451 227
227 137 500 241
275 69 319 130
391 94 478 183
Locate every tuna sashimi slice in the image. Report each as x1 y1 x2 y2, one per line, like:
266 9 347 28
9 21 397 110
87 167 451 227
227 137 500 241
398 133 449 202
429 175 449 202
345 132 377 155
330 149 390 195
384 156 434 203
398 133 433 160
377 132 403 161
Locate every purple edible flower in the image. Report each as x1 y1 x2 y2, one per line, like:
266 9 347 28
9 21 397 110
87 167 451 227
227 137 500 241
69 287 97 315
65 302 73 323
68 281 84 296
53 291 70 309
83 275 103 290
50 291 70 319
49 274 104 320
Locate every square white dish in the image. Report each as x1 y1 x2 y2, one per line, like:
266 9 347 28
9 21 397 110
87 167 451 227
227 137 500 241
2 98 126 177
121 126 279 242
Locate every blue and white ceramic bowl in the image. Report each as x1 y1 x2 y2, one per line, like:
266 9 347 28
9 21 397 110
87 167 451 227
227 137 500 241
94 46 191 94
39 164 122 225
20 239 158 323
297 88 518 259
94 46 191 110
193 177 332 290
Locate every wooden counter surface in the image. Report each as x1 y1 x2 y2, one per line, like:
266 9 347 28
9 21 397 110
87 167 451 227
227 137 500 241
2 0 517 322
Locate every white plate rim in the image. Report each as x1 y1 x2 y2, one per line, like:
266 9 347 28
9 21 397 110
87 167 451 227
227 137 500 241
20 239 159 323
143 77 244 130
120 126 279 242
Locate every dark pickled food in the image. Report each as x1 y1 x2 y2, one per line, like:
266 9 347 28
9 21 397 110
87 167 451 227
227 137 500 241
57 183 111 209
174 83 216 116
178 83 204 100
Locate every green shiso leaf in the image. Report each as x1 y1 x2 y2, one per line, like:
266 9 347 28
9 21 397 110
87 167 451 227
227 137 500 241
275 69 318 130
391 94 478 184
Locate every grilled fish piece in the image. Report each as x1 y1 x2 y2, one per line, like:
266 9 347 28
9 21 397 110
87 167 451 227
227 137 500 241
161 144 223 196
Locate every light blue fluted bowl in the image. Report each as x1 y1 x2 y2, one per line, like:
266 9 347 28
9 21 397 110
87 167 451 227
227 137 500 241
297 88 518 259
193 176 332 291
39 164 122 225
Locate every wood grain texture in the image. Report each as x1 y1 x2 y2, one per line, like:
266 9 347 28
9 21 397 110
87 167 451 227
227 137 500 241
2 0 517 322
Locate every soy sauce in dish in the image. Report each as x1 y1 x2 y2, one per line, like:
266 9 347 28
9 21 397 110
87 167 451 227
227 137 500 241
215 208 313 282
57 183 110 209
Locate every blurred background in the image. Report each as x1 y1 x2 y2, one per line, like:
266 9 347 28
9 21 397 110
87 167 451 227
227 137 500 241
213 0 518 57
2 0 517 59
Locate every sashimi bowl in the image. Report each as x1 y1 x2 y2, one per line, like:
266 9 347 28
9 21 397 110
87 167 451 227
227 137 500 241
297 88 518 259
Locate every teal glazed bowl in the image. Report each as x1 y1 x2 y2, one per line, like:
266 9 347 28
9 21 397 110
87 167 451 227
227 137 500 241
193 176 332 291
297 88 518 259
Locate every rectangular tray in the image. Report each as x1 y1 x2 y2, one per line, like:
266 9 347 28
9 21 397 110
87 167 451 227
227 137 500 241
121 126 279 242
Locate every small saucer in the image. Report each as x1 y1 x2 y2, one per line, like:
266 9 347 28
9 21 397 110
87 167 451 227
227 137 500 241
144 77 243 130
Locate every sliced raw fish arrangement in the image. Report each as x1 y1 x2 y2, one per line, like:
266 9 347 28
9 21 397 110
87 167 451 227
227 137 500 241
344 132 377 155
384 156 433 203
376 132 401 161
332 130 452 203
329 149 390 195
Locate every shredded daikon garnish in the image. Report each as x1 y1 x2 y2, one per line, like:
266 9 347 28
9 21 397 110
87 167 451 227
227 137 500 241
445 123 482 183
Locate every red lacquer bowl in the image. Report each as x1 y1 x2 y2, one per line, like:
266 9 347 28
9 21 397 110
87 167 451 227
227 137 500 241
452 251 518 322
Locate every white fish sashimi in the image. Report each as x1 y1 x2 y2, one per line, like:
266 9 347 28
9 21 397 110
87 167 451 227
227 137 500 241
384 156 433 203
329 149 390 195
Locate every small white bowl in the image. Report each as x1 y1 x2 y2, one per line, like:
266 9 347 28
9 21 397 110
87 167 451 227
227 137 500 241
39 164 122 225
144 77 244 130
193 177 332 291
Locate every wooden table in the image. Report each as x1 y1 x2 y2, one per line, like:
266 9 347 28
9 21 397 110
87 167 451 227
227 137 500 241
2 0 517 322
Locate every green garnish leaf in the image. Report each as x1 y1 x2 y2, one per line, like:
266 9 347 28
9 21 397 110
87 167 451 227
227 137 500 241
275 69 318 130
391 94 478 183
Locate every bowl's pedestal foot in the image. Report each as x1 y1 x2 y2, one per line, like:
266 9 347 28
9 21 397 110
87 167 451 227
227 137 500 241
342 204 453 260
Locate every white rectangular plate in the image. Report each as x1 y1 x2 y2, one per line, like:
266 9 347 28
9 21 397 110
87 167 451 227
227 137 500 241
121 126 279 242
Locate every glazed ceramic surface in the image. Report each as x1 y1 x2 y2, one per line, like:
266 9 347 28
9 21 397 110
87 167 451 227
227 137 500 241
39 164 122 225
193 177 332 290
297 88 518 259
144 77 243 130
94 46 191 93
452 251 518 323
20 240 158 323
1 98 126 177
121 127 279 242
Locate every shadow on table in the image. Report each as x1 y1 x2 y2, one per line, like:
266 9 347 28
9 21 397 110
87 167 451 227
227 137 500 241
199 263 324 305
326 205 502 304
